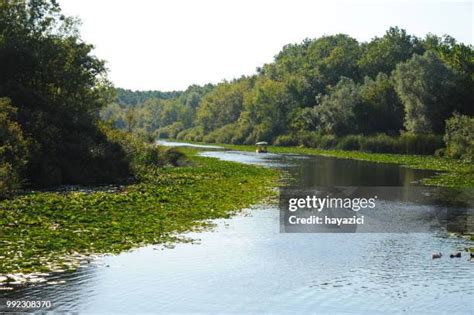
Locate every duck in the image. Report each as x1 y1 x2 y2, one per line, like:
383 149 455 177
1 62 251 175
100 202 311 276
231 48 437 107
470 253 474 260
432 252 442 259
450 252 462 258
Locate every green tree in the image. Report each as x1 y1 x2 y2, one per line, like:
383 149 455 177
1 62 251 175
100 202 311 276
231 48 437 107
263 35 361 108
0 98 30 198
443 113 474 162
393 51 459 134
242 78 291 142
0 0 130 186
197 79 251 132
359 27 424 77
313 77 361 135
358 73 403 134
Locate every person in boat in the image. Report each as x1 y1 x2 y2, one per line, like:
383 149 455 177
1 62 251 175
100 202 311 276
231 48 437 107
256 141 268 153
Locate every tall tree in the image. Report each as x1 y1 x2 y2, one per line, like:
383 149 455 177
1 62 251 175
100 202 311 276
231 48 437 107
393 51 459 134
313 77 361 135
358 27 424 78
0 0 129 186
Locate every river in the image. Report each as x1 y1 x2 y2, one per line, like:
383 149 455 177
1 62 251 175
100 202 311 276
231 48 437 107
2 141 473 314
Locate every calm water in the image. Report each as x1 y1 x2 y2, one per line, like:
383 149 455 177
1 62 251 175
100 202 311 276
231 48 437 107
2 143 473 314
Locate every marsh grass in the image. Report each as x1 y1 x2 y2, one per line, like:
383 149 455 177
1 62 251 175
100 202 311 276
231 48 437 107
0 148 278 274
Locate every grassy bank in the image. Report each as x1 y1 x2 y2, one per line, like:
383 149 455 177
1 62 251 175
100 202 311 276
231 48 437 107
167 140 473 188
0 148 278 275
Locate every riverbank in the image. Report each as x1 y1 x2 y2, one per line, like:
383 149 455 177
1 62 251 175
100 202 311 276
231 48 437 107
170 141 472 188
0 148 278 279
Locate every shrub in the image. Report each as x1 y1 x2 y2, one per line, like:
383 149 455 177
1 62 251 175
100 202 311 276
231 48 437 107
202 124 238 144
156 122 184 139
336 135 363 151
298 132 319 147
318 134 337 149
274 134 299 146
175 130 186 140
0 163 21 199
160 147 186 166
397 133 443 155
444 113 474 162
202 133 217 143
180 126 205 142
102 124 185 173
434 148 446 158
360 134 397 153
0 98 30 198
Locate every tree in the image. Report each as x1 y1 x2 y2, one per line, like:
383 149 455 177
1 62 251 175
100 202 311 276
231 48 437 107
268 35 361 107
358 27 424 78
197 79 251 132
0 0 130 186
358 73 404 134
393 51 459 134
314 77 361 135
422 35 474 116
443 113 474 162
0 98 30 197
242 78 292 142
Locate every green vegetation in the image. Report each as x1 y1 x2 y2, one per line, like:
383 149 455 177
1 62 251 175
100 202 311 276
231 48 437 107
0 1 189 197
103 28 473 161
0 98 30 198
273 132 444 155
102 85 214 140
0 149 278 274
443 113 474 163
115 88 182 106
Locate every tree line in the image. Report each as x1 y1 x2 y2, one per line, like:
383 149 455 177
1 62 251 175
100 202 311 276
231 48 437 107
103 27 473 159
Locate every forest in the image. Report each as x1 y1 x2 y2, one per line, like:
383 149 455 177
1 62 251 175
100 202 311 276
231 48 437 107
103 27 473 160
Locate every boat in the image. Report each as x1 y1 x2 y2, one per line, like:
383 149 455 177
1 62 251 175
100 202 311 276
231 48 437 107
256 141 268 153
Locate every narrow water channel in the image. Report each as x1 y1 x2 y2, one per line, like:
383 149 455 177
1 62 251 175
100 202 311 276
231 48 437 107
2 142 473 314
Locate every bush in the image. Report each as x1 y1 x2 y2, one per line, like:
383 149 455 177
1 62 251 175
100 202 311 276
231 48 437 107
397 133 443 155
318 134 338 149
175 130 186 140
444 113 474 162
102 124 185 173
0 163 21 199
274 132 337 149
156 122 184 139
360 134 397 153
180 126 205 142
161 147 186 166
336 135 363 151
0 98 30 198
202 124 237 144
202 133 217 143
274 134 299 146
434 148 446 158
298 132 318 147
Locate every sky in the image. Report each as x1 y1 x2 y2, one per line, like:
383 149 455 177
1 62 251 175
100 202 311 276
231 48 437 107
59 0 473 91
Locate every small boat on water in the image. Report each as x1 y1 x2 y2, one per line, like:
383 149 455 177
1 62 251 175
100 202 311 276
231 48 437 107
256 141 268 153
